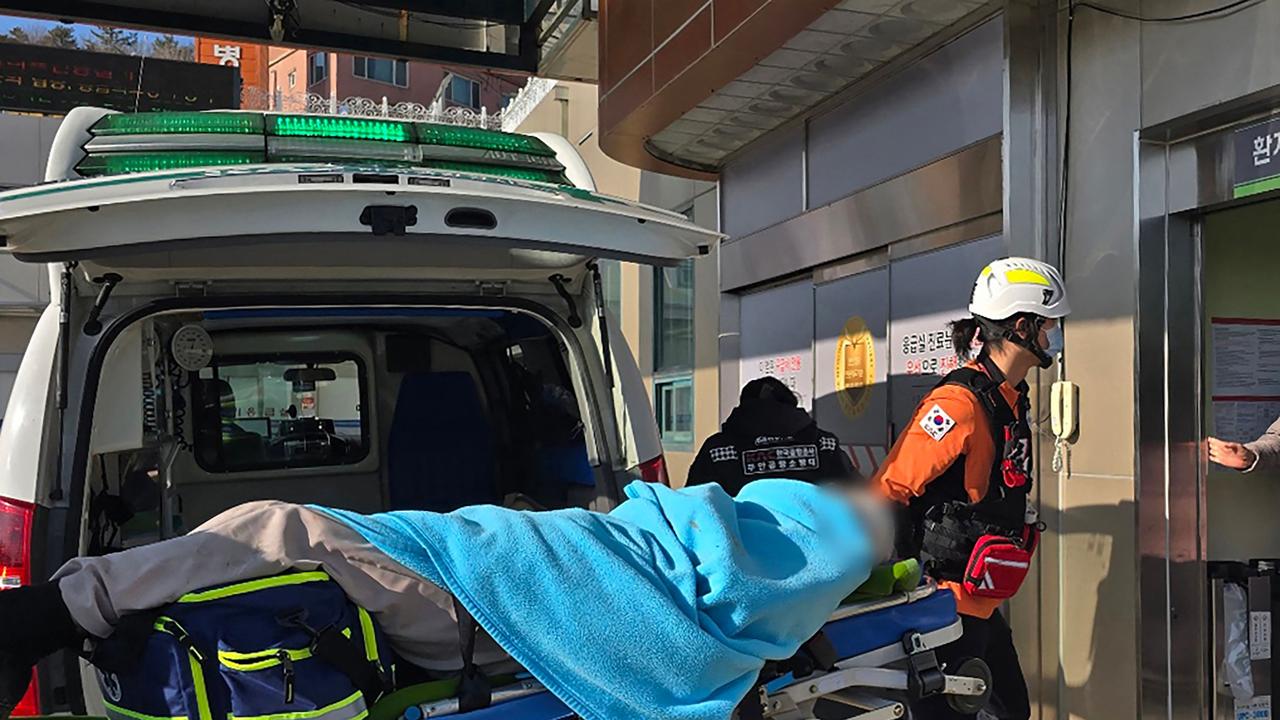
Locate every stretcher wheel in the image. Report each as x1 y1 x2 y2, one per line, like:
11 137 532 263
946 658 993 716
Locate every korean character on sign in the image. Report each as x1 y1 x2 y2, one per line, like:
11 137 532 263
1 76 20 86
1255 133 1274 166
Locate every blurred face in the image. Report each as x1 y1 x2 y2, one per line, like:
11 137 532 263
841 486 895 563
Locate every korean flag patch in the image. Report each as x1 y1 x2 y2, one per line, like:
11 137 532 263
920 404 956 442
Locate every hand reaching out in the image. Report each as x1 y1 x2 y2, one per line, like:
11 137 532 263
1207 437 1257 471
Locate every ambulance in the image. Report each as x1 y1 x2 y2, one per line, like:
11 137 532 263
0 107 718 716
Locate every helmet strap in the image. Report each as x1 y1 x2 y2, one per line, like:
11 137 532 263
978 315 1052 369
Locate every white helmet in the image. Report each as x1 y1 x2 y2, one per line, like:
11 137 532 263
969 257 1070 321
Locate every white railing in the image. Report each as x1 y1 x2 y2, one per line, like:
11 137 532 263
240 75 558 133
500 77 557 132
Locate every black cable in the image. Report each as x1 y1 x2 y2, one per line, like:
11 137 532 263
1074 0 1264 22
167 358 191 451
1056 0 1266 270
1058 2 1074 277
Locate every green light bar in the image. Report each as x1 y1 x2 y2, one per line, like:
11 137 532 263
91 112 265 136
416 124 556 157
267 137 421 164
76 151 265 177
267 115 414 142
425 162 568 185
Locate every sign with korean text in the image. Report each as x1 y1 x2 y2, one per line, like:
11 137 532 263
1235 118 1280 199
889 235 1003 437
0 43 238 115
741 445 819 476
195 38 269 95
739 281 815 409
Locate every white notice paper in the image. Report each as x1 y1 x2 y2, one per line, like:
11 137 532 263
1214 320 1280 396
1252 611 1273 660
1215 401 1280 444
1237 695 1272 720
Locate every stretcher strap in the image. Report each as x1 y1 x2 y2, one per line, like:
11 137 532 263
452 597 492 712
310 625 388 706
735 632 837 719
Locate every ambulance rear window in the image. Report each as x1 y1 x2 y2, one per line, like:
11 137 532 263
192 356 368 472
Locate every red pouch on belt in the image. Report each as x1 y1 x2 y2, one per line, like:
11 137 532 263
962 525 1039 599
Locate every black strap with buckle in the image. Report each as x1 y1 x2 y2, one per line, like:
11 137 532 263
902 632 946 701
278 609 388 707
452 597 493 712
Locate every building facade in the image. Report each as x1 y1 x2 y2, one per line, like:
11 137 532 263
597 1 1280 718
265 47 526 114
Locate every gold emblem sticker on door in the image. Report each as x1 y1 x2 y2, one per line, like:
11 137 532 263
835 316 875 419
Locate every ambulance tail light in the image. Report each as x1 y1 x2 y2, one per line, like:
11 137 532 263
638 455 670 487
0 496 38 716
0 496 33 589
11 676 38 717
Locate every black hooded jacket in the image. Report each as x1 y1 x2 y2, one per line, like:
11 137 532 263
685 398 854 495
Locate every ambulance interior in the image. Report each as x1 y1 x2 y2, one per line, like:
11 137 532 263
82 308 601 554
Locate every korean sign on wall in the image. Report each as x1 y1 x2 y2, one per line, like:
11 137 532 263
0 43 238 115
739 281 815 409
889 235 1004 436
1234 118 1280 199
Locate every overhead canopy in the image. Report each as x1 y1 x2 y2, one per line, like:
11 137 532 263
0 0 596 75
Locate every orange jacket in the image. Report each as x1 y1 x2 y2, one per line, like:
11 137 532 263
872 369 1023 619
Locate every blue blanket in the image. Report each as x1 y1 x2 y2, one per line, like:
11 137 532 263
314 479 874 720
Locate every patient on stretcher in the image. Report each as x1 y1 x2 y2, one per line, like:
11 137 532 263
0 479 893 720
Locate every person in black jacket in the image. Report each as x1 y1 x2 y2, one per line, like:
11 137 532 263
687 376 857 495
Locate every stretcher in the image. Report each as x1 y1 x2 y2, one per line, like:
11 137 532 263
373 581 990 720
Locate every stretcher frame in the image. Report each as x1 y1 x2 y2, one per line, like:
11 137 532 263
396 582 988 720
755 582 989 719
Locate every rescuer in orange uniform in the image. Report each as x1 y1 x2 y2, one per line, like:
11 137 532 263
873 257 1069 720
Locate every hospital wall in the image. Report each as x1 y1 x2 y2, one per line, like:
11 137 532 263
708 6 1133 717
1052 0 1280 716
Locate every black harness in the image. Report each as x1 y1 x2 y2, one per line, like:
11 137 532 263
899 356 1034 581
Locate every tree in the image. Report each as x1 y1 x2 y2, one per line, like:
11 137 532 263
86 25 138 54
43 26 79 49
146 34 194 61
3 27 32 44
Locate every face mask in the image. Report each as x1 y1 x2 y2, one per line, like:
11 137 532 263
1044 325 1064 358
